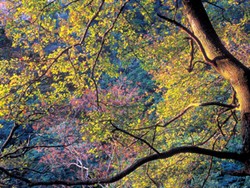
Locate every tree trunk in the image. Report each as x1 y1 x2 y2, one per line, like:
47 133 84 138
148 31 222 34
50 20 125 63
182 0 250 154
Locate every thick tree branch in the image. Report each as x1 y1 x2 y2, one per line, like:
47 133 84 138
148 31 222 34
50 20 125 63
1 146 245 186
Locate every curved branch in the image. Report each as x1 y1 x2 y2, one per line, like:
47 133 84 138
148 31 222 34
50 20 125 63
162 102 237 127
0 146 247 186
157 13 214 65
127 101 237 131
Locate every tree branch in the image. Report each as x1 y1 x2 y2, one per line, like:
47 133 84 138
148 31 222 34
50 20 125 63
79 0 105 44
157 13 214 65
91 0 130 108
9 0 105 103
110 121 160 154
162 102 237 127
127 101 237 131
0 122 20 152
6 146 244 186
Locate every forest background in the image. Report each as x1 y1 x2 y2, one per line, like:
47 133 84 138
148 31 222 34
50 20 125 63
0 0 250 187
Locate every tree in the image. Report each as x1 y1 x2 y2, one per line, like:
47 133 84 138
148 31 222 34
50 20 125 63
0 0 249 187
182 0 250 154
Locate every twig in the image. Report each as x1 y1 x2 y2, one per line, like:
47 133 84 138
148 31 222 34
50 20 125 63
201 135 219 188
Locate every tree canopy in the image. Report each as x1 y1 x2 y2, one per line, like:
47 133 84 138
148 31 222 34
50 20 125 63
0 0 250 187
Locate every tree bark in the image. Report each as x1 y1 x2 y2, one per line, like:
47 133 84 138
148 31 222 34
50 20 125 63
182 0 250 154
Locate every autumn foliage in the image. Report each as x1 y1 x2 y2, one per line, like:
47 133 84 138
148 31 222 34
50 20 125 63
0 0 250 187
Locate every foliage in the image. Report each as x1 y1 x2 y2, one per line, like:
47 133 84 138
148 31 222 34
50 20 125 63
0 0 249 187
